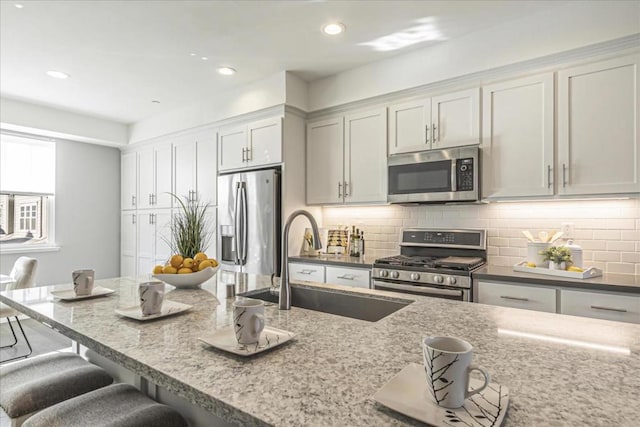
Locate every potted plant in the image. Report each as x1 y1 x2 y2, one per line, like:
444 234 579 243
165 193 212 259
540 246 572 270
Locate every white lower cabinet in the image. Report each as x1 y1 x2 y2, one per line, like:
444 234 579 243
288 262 371 289
560 289 639 324
325 266 371 289
477 280 556 313
288 262 325 283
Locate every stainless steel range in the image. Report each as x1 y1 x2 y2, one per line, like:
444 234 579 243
372 228 486 301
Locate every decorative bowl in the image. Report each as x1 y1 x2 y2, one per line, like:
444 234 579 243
153 266 219 289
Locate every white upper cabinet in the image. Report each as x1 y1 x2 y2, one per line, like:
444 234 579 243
121 151 137 210
388 88 480 155
173 129 217 205
306 116 344 204
388 99 430 154
307 108 387 205
482 73 554 199
344 108 387 203
558 54 640 196
138 143 173 209
218 116 282 172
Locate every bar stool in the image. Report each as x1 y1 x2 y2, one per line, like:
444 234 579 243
0 352 113 426
23 383 188 427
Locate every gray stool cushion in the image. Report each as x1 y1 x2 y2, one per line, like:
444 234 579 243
23 383 188 427
0 352 113 418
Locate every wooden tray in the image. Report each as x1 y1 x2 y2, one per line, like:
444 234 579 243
513 261 602 279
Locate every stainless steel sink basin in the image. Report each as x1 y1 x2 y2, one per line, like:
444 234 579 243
239 286 412 322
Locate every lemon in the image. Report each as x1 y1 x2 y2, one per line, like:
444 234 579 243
182 257 194 268
162 265 178 274
194 252 208 264
178 267 193 274
526 262 536 268
208 258 219 267
170 254 184 268
198 260 213 271
567 266 584 272
153 265 164 274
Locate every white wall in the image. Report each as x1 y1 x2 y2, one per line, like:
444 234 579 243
128 72 288 144
308 1 640 111
0 97 128 146
0 139 121 285
322 199 640 275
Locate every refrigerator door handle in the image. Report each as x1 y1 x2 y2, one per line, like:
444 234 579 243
240 182 248 265
233 182 242 265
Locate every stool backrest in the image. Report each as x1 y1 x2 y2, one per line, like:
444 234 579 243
8 257 38 290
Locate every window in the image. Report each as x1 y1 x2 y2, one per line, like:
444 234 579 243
0 133 55 250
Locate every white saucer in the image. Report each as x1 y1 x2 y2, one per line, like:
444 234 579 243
114 300 192 320
198 326 295 356
50 286 115 301
373 363 509 427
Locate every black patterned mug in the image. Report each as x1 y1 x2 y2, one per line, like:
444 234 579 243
72 269 95 296
422 336 490 408
232 299 265 344
138 281 165 316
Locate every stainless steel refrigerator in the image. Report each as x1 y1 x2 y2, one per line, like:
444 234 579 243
217 168 281 276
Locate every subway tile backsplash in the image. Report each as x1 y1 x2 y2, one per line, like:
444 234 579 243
322 199 640 275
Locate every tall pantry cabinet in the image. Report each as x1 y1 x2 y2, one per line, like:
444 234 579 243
120 128 217 278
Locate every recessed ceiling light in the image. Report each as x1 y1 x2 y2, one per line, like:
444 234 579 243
217 67 236 76
14 4 24 8
46 70 69 79
201 56 208 61
190 53 196 57
322 22 345 36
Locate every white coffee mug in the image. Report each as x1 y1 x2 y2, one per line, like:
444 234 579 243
423 336 490 409
232 299 265 345
139 281 165 316
72 269 95 296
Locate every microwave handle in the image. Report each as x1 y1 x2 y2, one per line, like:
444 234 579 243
451 158 457 191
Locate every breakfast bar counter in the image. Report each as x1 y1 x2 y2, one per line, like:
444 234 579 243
1 272 639 426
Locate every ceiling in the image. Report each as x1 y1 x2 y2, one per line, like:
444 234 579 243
0 0 567 125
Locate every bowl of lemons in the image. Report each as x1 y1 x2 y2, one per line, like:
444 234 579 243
152 252 219 289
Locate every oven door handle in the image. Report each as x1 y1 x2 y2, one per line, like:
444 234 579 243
373 281 464 297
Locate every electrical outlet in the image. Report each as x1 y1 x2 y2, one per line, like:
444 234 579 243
561 222 574 239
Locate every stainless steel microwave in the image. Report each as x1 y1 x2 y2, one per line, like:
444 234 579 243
387 145 479 204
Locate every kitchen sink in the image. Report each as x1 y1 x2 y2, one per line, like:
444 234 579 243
239 286 412 322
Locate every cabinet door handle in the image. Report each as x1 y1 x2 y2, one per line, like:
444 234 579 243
149 214 154 225
562 163 567 188
246 147 252 161
547 165 553 188
337 274 356 280
132 195 136 207
148 194 152 205
344 181 349 197
500 295 529 302
153 194 156 205
590 305 627 313
425 125 430 143
132 214 136 225
338 182 342 198
432 123 438 142
242 147 246 162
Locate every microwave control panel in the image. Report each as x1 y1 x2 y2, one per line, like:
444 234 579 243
456 158 474 191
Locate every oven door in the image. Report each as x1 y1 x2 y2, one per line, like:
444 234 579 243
373 279 469 301
387 146 478 204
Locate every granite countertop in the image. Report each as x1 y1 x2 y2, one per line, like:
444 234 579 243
1 271 639 426
475 265 640 294
288 254 373 268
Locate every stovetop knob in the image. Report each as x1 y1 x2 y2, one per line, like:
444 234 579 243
380 270 389 278
391 271 400 279
434 275 444 284
410 273 420 281
447 276 457 285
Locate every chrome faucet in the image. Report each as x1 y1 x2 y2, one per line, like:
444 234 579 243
279 210 322 310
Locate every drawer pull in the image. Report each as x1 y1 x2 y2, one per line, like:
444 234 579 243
337 275 356 280
590 305 627 313
500 295 529 302
297 270 316 275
